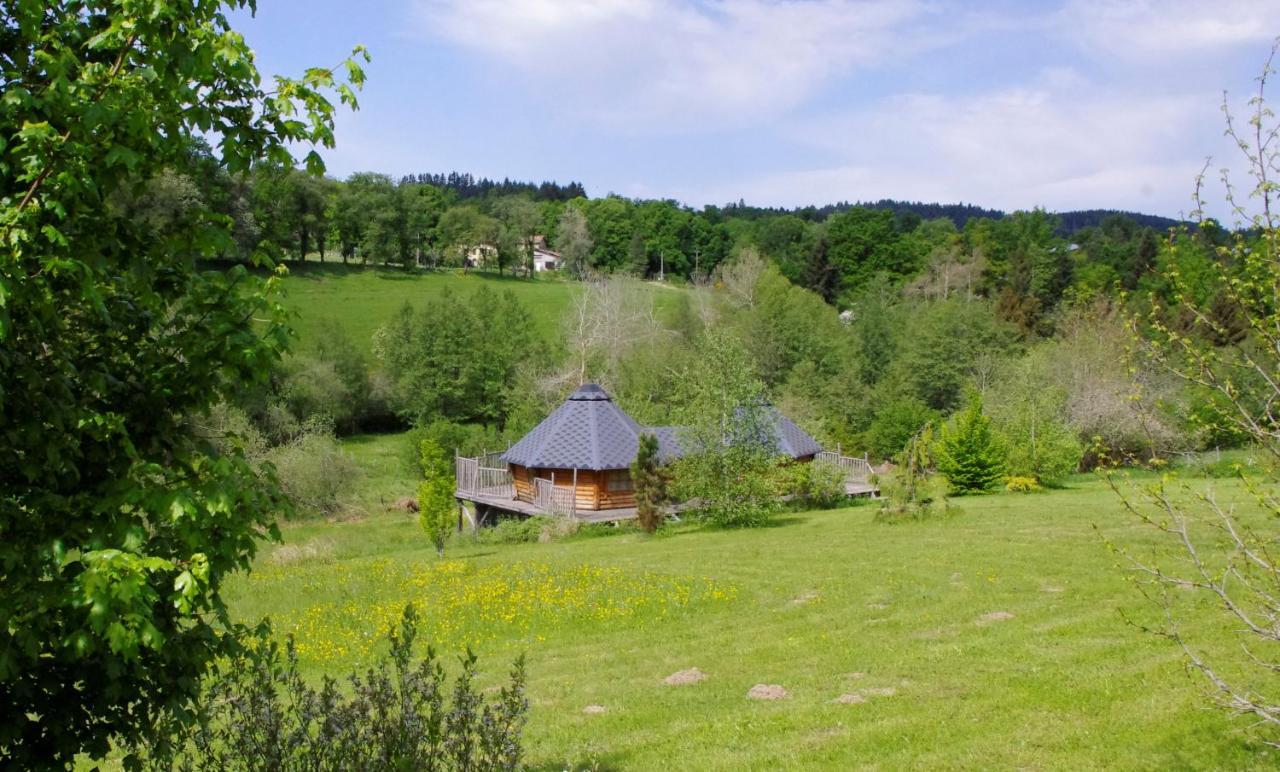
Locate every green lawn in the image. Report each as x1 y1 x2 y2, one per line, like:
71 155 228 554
278 263 688 355
227 439 1275 770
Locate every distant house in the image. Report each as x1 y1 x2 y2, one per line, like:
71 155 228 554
531 246 561 272
463 243 497 268
453 383 874 526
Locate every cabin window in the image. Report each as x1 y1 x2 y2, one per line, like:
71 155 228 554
606 470 632 492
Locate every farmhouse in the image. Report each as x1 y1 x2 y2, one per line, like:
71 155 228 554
454 383 874 526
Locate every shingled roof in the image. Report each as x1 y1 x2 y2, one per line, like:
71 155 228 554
501 384 649 471
501 384 824 471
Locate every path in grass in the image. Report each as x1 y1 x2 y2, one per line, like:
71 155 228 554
227 471 1275 770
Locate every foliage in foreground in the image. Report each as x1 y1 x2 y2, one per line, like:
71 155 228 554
0 0 365 762
131 607 527 771
1110 44 1280 748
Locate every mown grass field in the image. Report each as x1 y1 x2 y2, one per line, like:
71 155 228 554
226 433 1274 770
278 264 689 355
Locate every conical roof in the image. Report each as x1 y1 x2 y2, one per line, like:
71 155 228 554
501 384 646 471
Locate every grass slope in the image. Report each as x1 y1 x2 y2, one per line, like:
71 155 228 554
228 437 1271 770
278 264 688 356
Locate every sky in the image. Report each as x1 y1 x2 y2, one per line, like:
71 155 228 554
232 0 1280 220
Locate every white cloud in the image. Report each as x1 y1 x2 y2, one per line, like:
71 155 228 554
1057 0 1280 57
414 0 938 131
689 75 1221 215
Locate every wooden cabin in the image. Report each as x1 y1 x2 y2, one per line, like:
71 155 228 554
499 383 825 512
453 383 870 526
500 384 680 511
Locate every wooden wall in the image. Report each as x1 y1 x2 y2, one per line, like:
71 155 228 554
509 465 635 511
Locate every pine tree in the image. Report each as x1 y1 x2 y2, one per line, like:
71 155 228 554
631 433 668 533
935 392 1006 494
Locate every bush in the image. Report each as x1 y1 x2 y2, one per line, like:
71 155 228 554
405 419 506 477
473 516 579 545
770 459 848 509
865 397 939 460
876 472 953 522
876 428 954 522
1004 476 1041 493
673 446 782 528
268 423 361 517
934 393 1006 495
130 607 528 771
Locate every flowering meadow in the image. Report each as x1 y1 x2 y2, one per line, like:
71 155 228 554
248 557 738 666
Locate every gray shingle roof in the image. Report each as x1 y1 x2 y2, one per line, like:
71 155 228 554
501 384 646 471
502 385 825 470
770 409 823 458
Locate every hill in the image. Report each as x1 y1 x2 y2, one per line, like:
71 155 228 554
279 264 688 356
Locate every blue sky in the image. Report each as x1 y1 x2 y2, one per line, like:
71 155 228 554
234 1 1280 219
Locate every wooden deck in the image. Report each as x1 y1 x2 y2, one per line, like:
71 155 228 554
453 448 878 529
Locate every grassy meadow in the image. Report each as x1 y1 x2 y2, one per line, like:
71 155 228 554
278 263 689 354
227 432 1273 770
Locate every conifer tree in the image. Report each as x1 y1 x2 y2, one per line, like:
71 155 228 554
934 392 1007 494
631 433 668 533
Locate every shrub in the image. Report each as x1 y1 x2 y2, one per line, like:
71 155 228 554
673 446 782 528
865 397 940 460
1004 476 1041 493
774 459 848 509
934 393 1006 495
876 427 953 522
130 607 528 770
405 419 507 477
268 424 361 517
473 516 580 545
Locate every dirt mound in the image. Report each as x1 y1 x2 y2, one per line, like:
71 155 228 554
663 667 707 686
978 611 1015 623
391 496 418 513
582 704 607 714
832 693 866 704
747 684 790 700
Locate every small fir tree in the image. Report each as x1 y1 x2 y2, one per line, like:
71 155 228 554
631 433 668 533
418 440 455 556
934 392 1006 494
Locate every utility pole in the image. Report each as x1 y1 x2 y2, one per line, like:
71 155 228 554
659 250 665 282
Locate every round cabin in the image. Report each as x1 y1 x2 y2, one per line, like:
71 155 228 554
498 383 824 512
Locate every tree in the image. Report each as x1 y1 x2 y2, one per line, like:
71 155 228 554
556 203 593 277
492 195 540 275
670 330 780 528
631 433 668 533
934 393 1006 494
417 440 455 557
0 1 366 763
984 352 1082 484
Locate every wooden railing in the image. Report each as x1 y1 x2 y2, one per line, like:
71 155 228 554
533 477 577 518
455 455 514 499
816 450 873 483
